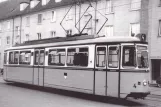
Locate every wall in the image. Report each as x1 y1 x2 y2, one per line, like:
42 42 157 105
0 19 13 68
0 0 149 68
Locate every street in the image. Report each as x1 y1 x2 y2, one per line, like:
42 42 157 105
0 78 161 107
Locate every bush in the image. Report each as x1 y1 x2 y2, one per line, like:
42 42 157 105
156 76 161 87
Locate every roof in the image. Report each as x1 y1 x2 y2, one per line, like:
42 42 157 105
5 36 145 51
0 0 96 21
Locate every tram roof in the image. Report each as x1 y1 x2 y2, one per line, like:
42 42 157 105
6 35 146 51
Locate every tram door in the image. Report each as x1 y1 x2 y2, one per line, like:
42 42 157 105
33 49 45 86
95 46 107 96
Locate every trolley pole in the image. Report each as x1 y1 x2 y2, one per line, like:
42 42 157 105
94 0 97 35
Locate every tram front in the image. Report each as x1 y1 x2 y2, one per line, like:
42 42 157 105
120 42 150 99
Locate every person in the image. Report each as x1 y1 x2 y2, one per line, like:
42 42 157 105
141 56 145 68
0 69 3 75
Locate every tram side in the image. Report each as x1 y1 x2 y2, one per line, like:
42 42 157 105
3 49 34 84
3 38 150 99
3 44 96 94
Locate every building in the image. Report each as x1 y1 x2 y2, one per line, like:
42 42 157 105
0 0 149 78
149 0 161 83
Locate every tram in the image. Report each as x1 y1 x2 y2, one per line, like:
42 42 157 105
3 35 150 99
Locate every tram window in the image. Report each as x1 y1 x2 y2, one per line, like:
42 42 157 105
67 48 75 66
14 51 19 64
9 51 19 64
9 52 14 64
137 46 148 68
48 49 65 66
67 47 88 66
19 51 31 65
96 47 106 67
108 47 119 68
122 46 136 67
39 50 45 65
4 53 7 64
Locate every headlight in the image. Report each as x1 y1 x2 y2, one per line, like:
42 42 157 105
143 80 147 86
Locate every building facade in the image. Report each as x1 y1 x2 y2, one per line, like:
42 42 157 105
0 0 149 78
149 0 161 83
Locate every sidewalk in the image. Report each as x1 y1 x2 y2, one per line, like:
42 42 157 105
149 85 161 96
0 75 6 83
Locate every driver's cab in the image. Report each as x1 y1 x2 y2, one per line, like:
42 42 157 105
121 43 149 70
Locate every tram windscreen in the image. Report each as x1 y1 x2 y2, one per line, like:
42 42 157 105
122 46 136 67
137 46 148 68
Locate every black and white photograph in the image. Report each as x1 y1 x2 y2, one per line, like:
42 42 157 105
0 0 161 107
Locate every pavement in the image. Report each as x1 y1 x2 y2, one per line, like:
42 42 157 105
149 85 161 96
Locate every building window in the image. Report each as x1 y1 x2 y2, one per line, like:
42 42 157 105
4 53 7 64
159 20 161 36
131 0 141 10
159 0 161 6
51 11 56 22
66 9 73 21
15 35 20 44
7 21 11 30
15 26 20 35
0 53 1 65
20 4 24 11
50 31 56 37
26 17 30 27
105 0 113 14
84 14 92 35
0 0 8 3
26 34 29 41
84 14 92 29
37 33 41 40
55 0 62 3
105 25 113 36
30 0 39 8
42 0 47 5
38 14 42 24
66 29 72 37
6 36 10 45
0 38 1 46
0 23 2 31
20 3 29 11
130 23 140 36
15 26 20 44
30 1 35 8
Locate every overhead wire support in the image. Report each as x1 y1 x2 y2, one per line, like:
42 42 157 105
60 3 74 34
75 3 92 34
74 0 82 33
86 0 108 35
80 13 92 34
